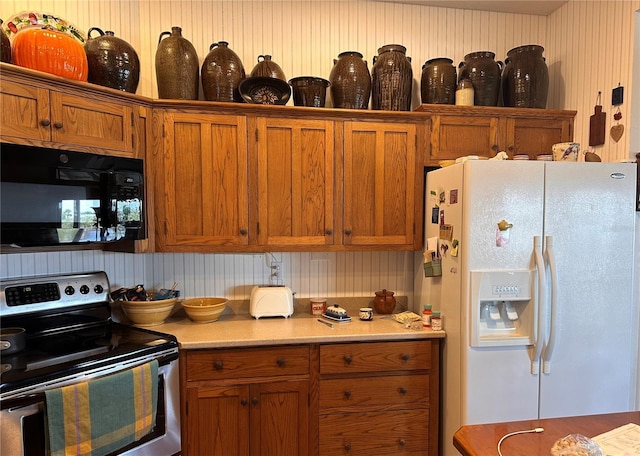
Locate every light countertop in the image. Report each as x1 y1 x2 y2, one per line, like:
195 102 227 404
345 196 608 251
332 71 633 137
124 297 445 349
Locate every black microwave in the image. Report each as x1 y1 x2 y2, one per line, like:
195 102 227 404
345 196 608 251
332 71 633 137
1 143 145 248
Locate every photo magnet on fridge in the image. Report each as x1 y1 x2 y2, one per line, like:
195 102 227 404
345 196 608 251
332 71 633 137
431 206 439 224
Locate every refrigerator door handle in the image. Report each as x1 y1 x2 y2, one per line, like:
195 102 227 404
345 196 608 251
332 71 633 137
531 235 546 375
541 236 558 374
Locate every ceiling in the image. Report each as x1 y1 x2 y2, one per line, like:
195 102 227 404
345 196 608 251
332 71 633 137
373 1 568 16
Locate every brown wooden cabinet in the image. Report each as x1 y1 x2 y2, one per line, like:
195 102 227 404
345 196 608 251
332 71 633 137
0 64 142 158
415 104 576 163
317 340 439 456
181 346 310 456
342 121 422 249
182 339 441 456
253 117 335 248
153 111 249 251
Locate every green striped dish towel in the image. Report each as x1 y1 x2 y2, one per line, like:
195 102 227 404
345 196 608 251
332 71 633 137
45 360 159 456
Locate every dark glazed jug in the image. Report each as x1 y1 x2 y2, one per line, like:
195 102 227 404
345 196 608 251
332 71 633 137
85 27 140 93
374 289 396 315
155 26 199 100
371 44 413 111
329 51 371 109
0 19 11 63
502 45 549 108
201 41 245 102
288 76 330 107
250 54 286 81
458 51 502 106
421 57 457 104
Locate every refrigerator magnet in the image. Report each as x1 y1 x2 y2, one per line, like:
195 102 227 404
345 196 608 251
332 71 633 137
451 239 459 257
496 228 510 246
439 224 453 241
431 206 439 224
450 189 458 204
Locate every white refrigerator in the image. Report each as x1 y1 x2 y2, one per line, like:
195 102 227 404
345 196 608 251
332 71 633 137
413 160 638 456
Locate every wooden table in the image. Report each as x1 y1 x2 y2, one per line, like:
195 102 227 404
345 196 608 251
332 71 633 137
453 411 640 456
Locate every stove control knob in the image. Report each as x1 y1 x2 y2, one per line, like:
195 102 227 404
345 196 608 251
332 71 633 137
64 286 75 295
94 285 104 294
80 285 90 294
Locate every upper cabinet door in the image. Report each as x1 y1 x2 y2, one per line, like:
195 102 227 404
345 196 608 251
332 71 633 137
0 78 52 142
49 91 135 154
255 117 335 248
343 121 419 249
157 112 249 250
503 116 573 158
430 114 500 160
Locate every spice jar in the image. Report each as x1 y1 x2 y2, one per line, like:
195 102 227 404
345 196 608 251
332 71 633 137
431 311 442 330
422 304 432 327
455 78 474 106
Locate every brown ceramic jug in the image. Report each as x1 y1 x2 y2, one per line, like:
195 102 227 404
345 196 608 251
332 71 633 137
329 51 371 109
421 57 457 104
201 41 245 102
155 26 199 100
249 54 286 81
502 45 548 109
458 51 502 106
374 289 396 314
0 19 11 63
371 44 413 111
85 27 140 93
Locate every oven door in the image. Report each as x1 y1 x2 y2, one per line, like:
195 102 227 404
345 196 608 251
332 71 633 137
0 354 180 456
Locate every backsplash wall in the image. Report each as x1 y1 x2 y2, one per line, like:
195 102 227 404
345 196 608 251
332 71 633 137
0 251 413 301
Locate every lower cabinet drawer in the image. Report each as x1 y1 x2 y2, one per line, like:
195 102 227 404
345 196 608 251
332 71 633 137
319 409 429 455
320 374 430 412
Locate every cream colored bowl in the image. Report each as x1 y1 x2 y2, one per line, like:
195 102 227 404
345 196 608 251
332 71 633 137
121 298 178 326
182 297 228 323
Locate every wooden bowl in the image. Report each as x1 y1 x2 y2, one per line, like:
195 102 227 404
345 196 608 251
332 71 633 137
182 297 228 323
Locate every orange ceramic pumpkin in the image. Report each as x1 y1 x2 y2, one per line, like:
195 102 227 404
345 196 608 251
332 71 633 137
12 27 88 81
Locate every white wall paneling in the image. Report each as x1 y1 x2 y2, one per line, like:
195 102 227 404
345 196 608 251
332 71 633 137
1 0 638 300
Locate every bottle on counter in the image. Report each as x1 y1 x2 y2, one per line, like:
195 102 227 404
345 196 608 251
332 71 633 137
422 304 432 327
431 311 442 330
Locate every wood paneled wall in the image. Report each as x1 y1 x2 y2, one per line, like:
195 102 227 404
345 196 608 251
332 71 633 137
1 0 638 300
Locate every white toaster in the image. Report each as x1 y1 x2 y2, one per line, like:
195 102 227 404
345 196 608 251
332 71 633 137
249 285 294 319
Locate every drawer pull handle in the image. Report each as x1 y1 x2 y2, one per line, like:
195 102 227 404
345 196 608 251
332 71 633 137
239 228 248 235
251 397 259 406
345 229 352 235
399 439 406 447
401 354 410 361
40 119 51 127
276 358 286 367
399 387 408 395
343 355 353 364
343 443 351 451
213 361 223 370
344 390 352 399
53 121 63 129
326 228 333 235
240 399 248 407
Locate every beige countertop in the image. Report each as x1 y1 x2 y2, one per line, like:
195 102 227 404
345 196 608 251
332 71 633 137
123 297 445 349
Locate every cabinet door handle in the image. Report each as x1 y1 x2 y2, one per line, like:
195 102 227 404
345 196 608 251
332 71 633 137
213 360 223 370
239 228 247 236
240 399 248 407
343 443 351 451
53 122 63 129
40 119 51 127
345 229 352 236
399 439 406 447
508 145 515 152
491 144 499 151
251 397 259 406
343 355 353 364
326 229 333 235
276 358 286 367
399 387 408 395
344 390 352 399
401 353 411 361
